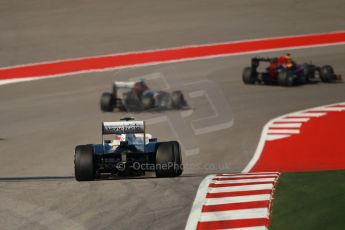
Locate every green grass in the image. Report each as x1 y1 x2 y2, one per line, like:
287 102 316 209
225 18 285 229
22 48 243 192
269 170 345 230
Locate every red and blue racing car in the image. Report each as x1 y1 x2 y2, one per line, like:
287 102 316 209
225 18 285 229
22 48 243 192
242 54 342 86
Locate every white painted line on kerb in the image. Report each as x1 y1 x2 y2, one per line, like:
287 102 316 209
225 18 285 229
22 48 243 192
208 184 274 193
267 129 300 134
199 208 269 222
328 103 345 107
270 123 302 128
218 172 279 176
223 227 268 230
212 178 276 184
276 118 310 122
309 107 345 112
185 173 280 229
265 134 291 141
214 175 278 179
288 112 326 117
205 194 271 206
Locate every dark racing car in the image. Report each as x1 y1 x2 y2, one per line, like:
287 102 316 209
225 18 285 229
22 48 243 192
242 54 342 86
74 117 183 181
100 80 187 112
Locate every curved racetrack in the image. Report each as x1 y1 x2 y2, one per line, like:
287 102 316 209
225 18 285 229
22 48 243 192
0 1 344 229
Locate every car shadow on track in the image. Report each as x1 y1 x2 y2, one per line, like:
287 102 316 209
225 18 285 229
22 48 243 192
250 80 343 88
0 176 74 182
0 174 201 182
97 173 201 181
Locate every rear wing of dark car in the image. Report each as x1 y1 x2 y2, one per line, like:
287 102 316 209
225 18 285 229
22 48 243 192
251 57 277 70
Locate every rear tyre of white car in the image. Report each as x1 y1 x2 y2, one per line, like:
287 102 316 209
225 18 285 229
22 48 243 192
155 141 183 177
74 145 95 181
171 141 183 176
171 91 185 109
100 92 114 112
142 94 155 110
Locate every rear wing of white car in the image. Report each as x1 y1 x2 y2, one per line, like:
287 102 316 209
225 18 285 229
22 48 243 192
102 121 145 135
113 81 136 89
101 120 147 153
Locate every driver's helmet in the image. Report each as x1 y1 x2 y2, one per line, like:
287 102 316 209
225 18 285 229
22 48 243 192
133 80 149 97
285 53 293 67
139 80 147 87
110 139 120 145
125 133 144 145
139 80 149 93
108 135 123 150
123 133 151 145
285 53 292 62
278 53 293 67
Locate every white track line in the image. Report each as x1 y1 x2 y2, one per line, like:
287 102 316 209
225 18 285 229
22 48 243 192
2 32 345 86
3 41 345 87
1 30 344 71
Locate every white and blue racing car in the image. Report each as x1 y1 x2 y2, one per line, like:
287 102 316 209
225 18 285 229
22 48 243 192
74 117 183 181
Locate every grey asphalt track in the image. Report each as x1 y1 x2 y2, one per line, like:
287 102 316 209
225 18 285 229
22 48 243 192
0 0 344 229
